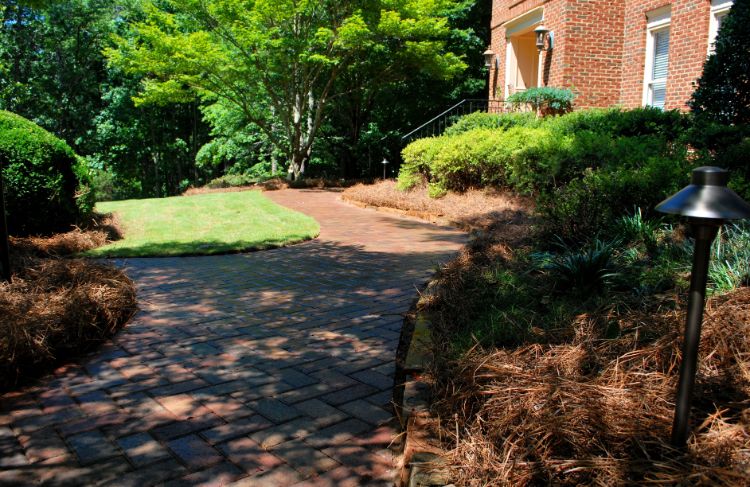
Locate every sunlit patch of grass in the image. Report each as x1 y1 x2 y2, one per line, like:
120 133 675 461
86 190 320 258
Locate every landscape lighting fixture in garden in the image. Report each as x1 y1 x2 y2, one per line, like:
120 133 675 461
382 158 389 180
0 163 9 282
483 47 498 69
655 166 750 446
534 25 553 51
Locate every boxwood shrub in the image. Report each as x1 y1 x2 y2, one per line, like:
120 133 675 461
0 111 93 235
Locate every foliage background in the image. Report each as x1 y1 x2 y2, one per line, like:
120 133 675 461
0 0 490 200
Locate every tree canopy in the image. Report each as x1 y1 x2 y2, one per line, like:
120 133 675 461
107 0 469 179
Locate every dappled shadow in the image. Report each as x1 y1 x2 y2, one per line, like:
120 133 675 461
0 191 466 485
92 235 316 259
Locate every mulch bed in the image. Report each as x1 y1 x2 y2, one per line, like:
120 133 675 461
183 177 375 196
346 182 750 485
342 180 534 233
430 289 750 485
419 207 750 485
0 216 136 391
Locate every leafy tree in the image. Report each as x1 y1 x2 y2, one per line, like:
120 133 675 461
690 0 750 125
196 100 283 178
0 0 114 152
320 0 489 179
107 0 467 180
0 0 211 199
89 72 209 199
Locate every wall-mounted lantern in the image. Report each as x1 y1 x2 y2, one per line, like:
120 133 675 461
483 47 499 69
656 166 750 446
534 25 554 51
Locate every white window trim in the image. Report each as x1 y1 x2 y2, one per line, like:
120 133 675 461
643 7 671 107
708 0 733 54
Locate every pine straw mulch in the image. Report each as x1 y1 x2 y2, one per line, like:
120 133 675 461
0 216 137 391
420 216 750 485
342 180 533 233
430 291 750 485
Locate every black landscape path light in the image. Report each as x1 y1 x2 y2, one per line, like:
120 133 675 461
382 158 389 180
655 166 750 447
0 160 10 282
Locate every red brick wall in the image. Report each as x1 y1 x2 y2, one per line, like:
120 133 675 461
561 0 625 108
489 0 567 101
489 0 714 110
621 0 711 110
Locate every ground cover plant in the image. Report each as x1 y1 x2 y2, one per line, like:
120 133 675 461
1 226 136 390
87 190 320 257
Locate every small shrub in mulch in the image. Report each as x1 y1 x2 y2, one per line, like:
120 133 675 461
0 220 136 391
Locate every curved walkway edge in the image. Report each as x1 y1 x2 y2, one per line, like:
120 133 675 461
0 188 466 487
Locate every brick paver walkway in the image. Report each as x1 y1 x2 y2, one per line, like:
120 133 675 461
0 189 466 486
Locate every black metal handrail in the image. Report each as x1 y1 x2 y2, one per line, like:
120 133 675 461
400 99 509 143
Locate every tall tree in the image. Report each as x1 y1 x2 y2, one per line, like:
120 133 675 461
690 0 750 125
106 0 467 180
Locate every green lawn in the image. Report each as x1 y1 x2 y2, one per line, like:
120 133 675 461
86 190 319 258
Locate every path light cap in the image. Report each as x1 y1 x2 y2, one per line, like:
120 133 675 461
656 166 750 220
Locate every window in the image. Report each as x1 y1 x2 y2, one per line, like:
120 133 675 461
708 0 733 54
643 7 671 108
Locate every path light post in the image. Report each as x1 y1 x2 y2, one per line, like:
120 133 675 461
0 160 10 282
655 166 750 447
382 158 389 180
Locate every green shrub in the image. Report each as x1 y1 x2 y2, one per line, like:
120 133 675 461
205 173 257 189
398 136 448 190
443 111 539 136
89 167 143 202
546 106 687 140
686 117 750 199
0 111 92 235
506 87 575 116
538 154 691 242
399 107 690 199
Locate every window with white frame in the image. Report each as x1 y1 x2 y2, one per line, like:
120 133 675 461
643 7 671 109
708 0 733 54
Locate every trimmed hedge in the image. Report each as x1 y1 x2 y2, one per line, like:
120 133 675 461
0 111 93 235
398 107 693 241
399 108 685 194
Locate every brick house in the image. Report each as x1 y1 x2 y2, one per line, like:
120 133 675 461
487 0 734 110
